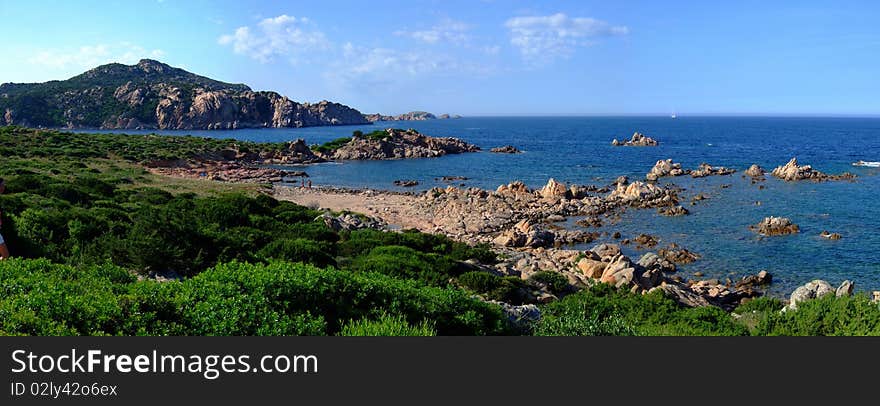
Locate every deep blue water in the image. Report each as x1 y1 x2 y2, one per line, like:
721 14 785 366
80 117 880 295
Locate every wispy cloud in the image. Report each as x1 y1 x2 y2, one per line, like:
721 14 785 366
218 14 330 63
394 19 471 45
325 42 494 92
27 42 165 69
504 13 628 63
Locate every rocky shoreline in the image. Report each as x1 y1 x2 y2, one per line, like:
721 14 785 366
145 147 878 311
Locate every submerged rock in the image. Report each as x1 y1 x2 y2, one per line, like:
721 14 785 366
820 230 842 240
690 163 736 178
658 205 689 216
490 145 522 154
393 179 419 187
751 216 799 236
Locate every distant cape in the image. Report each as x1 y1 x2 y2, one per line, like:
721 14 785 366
363 111 461 122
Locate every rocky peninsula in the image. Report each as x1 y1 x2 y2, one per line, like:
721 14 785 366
316 128 480 160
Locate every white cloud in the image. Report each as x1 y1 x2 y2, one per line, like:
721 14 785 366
27 43 165 69
395 19 471 45
505 13 628 63
328 42 493 90
218 14 330 63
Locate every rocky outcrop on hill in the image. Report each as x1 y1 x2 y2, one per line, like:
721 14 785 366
751 216 799 236
363 111 459 122
0 59 369 129
771 158 856 182
612 132 659 146
319 128 480 160
490 145 522 154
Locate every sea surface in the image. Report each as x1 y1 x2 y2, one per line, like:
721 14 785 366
80 117 880 296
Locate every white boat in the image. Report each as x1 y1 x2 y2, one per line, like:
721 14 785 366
853 160 880 167
670 113 676 119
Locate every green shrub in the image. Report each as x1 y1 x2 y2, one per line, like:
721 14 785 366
734 297 784 314
752 294 880 336
0 259 508 336
457 271 530 304
537 283 748 336
256 238 336 268
338 313 436 336
348 245 458 286
529 271 570 295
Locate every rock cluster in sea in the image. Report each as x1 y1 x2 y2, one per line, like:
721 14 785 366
394 180 419 187
745 164 766 178
646 159 687 181
658 243 701 264
771 157 856 181
612 132 659 146
751 216 799 236
690 163 736 178
490 145 522 154
319 128 480 160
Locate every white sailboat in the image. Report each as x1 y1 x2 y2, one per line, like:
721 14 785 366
670 113 676 119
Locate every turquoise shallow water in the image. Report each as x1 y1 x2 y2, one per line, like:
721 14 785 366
81 117 880 295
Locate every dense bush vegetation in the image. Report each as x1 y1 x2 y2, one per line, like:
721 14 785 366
0 259 505 335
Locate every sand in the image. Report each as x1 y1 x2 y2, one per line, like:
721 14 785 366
273 185 436 232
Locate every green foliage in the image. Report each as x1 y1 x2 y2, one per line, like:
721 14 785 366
750 294 880 336
457 271 530 304
0 126 286 164
338 313 436 336
348 245 459 286
256 238 336 268
529 271 570 295
313 137 351 153
734 297 784 314
338 228 496 263
0 259 507 336
536 283 749 336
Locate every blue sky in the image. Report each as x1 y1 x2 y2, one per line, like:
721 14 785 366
1 0 878 116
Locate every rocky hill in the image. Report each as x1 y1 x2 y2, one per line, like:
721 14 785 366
364 111 461 122
0 59 369 130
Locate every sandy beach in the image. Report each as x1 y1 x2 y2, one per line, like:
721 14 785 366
274 185 434 232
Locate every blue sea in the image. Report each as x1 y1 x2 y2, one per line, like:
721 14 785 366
81 117 880 296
